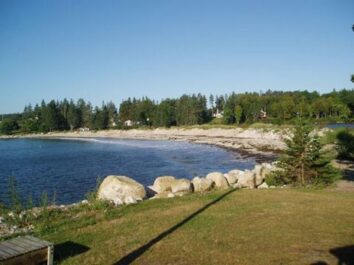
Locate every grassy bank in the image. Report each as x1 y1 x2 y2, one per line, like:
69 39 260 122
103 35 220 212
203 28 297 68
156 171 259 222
10 188 354 265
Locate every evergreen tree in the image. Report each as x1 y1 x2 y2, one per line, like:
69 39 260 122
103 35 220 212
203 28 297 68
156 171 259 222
42 100 62 131
0 118 19 135
118 98 133 122
67 100 80 130
223 95 236 124
235 105 243 124
336 130 354 160
106 101 118 127
215 95 225 112
154 99 177 127
77 99 92 128
277 120 341 185
91 106 109 130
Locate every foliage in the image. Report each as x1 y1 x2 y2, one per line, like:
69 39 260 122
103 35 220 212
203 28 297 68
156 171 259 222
265 171 286 186
1 89 354 135
235 105 243 124
0 118 19 135
336 129 354 160
175 94 210 125
276 120 341 186
85 177 102 203
222 90 352 124
8 176 22 214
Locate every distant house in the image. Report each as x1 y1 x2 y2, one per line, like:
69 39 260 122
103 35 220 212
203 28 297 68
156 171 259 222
79 127 90 132
213 109 224 119
110 118 116 127
124 120 133 127
260 110 267 119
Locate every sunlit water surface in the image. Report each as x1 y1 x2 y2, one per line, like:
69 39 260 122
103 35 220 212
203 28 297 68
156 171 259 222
0 138 256 205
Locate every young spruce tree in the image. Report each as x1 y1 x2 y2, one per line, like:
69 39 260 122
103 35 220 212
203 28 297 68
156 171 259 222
278 119 341 186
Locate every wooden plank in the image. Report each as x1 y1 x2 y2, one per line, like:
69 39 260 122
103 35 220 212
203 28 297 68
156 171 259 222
0 244 18 256
24 236 50 247
1 248 48 265
0 245 15 255
12 237 44 249
0 236 52 262
1 241 29 256
0 241 25 255
3 241 28 252
0 239 44 260
0 248 15 260
6 239 39 252
48 245 54 265
26 236 52 246
0 248 19 260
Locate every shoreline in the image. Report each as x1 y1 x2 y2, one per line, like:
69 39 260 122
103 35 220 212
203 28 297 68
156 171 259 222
0 127 286 162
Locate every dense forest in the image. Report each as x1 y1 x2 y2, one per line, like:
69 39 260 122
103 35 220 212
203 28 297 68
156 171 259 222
1 89 354 135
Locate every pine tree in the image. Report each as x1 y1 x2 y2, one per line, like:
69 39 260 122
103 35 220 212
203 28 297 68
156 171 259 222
67 100 80 130
277 120 341 186
235 105 243 124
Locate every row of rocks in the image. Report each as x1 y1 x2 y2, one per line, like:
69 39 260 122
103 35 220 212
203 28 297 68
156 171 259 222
97 162 277 206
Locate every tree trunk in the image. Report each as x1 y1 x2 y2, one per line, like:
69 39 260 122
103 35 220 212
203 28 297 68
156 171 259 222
301 152 305 185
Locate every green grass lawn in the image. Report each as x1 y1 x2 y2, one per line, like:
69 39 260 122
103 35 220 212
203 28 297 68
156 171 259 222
27 188 354 265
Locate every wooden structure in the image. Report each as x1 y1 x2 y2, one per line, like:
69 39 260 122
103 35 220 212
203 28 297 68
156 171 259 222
0 236 53 265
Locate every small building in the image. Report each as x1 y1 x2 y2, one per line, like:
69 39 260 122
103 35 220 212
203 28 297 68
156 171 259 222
260 110 267 119
213 109 224 119
124 120 133 127
79 127 90 132
110 118 116 127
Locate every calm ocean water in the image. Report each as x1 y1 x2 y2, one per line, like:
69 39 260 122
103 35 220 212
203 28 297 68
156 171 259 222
0 138 255 205
326 123 354 129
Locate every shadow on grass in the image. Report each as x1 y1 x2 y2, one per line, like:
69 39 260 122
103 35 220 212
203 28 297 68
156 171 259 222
54 241 90 263
311 245 354 265
114 188 237 265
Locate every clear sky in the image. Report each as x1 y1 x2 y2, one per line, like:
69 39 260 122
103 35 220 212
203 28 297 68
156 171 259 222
0 0 353 113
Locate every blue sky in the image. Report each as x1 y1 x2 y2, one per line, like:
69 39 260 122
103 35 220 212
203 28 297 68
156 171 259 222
0 0 353 113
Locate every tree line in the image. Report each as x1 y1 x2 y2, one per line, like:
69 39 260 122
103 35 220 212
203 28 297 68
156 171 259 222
1 89 354 135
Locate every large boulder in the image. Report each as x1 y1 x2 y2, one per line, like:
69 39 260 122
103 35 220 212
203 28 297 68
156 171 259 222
206 172 229 189
262 162 275 175
152 176 176 193
150 191 175 199
192 177 214 192
254 163 276 187
228 169 244 177
224 173 238 185
171 178 192 193
258 182 269 189
254 164 265 186
236 170 256 188
97 175 146 205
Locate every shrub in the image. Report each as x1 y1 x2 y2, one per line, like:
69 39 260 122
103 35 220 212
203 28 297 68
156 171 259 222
8 176 22 214
265 171 286 186
336 129 354 160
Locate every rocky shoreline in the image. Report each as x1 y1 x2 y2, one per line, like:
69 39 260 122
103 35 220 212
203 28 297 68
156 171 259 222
97 162 278 206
